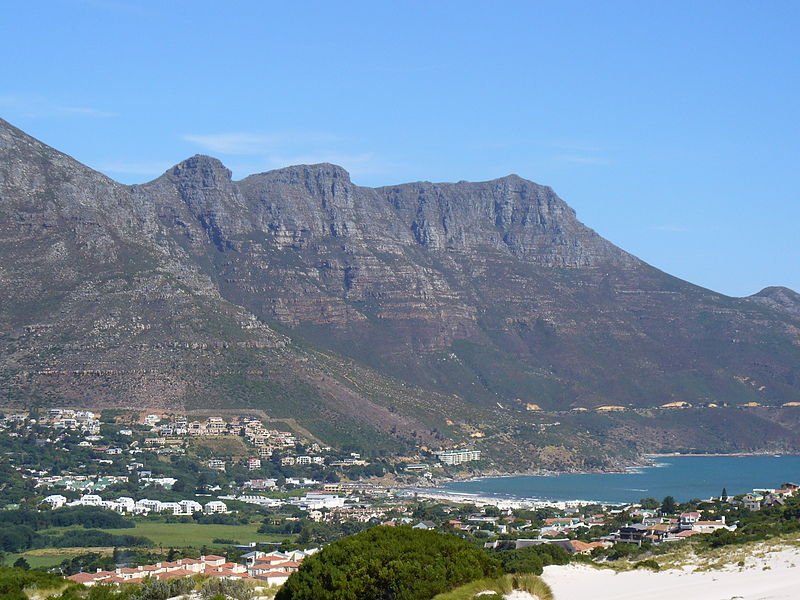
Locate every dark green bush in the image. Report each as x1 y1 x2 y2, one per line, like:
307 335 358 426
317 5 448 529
494 544 570 575
634 559 660 571
276 526 501 600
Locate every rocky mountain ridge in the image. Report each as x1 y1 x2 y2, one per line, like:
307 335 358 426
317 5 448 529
2 117 800 467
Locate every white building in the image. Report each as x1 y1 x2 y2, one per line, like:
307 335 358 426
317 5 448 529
136 498 164 513
204 500 228 514
292 494 346 510
114 497 136 513
244 478 277 490
160 501 183 515
434 449 481 466
43 494 67 509
77 494 103 506
179 499 203 514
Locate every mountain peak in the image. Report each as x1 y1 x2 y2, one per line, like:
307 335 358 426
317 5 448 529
169 154 232 183
246 162 353 185
754 285 799 298
749 286 800 317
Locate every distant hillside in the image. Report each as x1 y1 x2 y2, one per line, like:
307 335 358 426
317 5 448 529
2 117 800 468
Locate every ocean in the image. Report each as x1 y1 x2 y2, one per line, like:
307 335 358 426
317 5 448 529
439 455 800 504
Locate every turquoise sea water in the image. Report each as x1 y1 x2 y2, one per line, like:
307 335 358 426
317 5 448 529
440 455 800 504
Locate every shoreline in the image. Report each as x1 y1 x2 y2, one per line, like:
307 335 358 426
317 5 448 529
441 451 797 483
408 453 800 506
645 451 792 457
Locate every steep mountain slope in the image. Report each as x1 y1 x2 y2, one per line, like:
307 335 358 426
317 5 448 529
144 155 800 411
2 118 800 466
0 119 454 453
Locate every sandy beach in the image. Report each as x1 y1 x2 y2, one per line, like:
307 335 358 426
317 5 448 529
542 545 800 600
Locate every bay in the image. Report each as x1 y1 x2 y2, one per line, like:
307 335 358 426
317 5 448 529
440 455 800 504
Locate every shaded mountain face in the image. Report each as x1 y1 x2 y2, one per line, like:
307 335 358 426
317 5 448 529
2 118 800 466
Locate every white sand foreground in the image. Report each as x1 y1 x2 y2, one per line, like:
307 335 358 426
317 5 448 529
542 545 800 600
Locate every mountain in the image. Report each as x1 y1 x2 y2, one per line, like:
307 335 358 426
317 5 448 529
2 118 800 468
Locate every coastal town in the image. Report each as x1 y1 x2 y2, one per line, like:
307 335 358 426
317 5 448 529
1 407 797 596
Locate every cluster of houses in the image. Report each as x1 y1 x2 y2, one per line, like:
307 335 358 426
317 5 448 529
39 409 101 433
42 493 228 516
146 413 362 469
34 474 130 493
611 511 733 545
741 482 799 511
0 409 100 438
68 549 319 588
150 414 303 455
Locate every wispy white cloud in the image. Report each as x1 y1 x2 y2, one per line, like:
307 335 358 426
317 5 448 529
0 94 116 118
182 132 340 155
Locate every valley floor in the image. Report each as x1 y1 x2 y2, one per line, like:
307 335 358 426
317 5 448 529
542 542 800 600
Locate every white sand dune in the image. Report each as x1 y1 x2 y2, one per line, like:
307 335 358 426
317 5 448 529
503 592 537 600
542 546 800 600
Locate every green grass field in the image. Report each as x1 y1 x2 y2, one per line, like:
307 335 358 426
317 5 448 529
7 521 294 569
102 521 287 548
8 547 114 569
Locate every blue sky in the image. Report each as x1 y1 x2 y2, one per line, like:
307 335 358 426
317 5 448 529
2 0 798 296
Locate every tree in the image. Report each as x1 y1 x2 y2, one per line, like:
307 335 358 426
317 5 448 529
276 527 501 600
721 487 728 501
639 498 660 510
12 557 29 570
661 496 676 514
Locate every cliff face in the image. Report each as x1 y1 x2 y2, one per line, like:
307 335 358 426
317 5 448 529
2 118 800 464
138 150 800 411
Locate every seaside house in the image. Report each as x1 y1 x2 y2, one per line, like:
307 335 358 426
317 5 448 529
679 511 701 528
743 493 763 511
